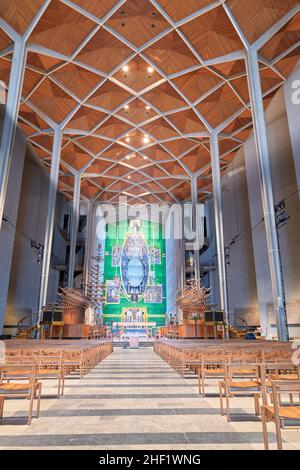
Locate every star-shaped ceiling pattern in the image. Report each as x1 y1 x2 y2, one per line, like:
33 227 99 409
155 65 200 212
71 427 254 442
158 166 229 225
0 0 300 204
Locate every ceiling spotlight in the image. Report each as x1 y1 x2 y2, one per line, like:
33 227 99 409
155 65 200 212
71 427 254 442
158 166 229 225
124 104 129 110
126 155 130 160
125 137 130 142
127 175 131 179
143 135 150 144
122 65 129 72
145 105 150 110
147 66 154 74
143 156 148 160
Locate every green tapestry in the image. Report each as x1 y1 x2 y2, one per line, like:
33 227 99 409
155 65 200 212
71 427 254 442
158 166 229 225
103 219 166 328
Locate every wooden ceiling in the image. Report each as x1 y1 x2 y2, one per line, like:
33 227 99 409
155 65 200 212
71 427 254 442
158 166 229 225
1 0 300 205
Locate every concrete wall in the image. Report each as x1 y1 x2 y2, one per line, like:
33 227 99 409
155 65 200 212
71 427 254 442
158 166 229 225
206 78 300 339
4 149 68 335
0 119 26 334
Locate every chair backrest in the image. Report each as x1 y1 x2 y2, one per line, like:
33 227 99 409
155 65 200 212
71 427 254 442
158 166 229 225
0 364 38 384
225 363 260 380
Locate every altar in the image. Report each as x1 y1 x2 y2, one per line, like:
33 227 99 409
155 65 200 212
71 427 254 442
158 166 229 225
112 321 156 341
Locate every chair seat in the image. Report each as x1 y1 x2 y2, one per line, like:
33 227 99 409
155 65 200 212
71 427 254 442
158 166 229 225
228 381 260 391
265 405 300 420
268 374 298 381
0 382 35 394
204 368 225 375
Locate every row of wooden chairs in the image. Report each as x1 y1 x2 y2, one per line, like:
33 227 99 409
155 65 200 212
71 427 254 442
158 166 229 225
155 339 299 450
0 339 113 425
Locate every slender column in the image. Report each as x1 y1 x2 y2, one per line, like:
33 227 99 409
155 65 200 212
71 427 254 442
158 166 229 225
68 173 81 288
83 200 92 293
246 48 289 341
191 176 200 284
38 128 62 317
0 38 27 230
211 132 229 333
180 202 186 290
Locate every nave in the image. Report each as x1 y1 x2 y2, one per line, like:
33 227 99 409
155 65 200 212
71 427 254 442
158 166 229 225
0 347 299 451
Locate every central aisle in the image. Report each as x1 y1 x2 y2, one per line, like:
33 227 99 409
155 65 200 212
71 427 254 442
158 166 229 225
1 347 299 450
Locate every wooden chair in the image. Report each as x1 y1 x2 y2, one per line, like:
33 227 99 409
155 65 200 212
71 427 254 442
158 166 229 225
199 355 226 397
219 363 261 421
259 362 300 406
261 380 300 450
0 365 42 425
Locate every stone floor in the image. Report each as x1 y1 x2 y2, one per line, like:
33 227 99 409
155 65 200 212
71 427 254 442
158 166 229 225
0 347 300 450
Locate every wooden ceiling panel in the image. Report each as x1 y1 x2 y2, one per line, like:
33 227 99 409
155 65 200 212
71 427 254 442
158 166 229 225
97 191 117 202
66 106 107 131
90 176 114 189
162 138 198 157
29 77 77 123
198 177 212 189
117 98 158 124
160 192 177 203
223 109 252 134
167 109 207 134
18 103 50 130
100 143 131 162
60 175 74 188
219 138 242 155
159 161 188 176
180 145 211 172
108 180 131 191
157 177 182 189
89 159 114 174
142 181 165 192
0 57 11 84
210 60 246 79
0 0 45 35
52 63 102 100
0 28 12 51
144 30 199 75
180 6 243 61
30 0 96 56
141 165 168 178
76 136 109 155
143 81 187 112
196 84 242 128
105 164 131 178
106 0 169 47
274 45 300 78
260 12 300 61
142 145 173 162
171 181 191 199
172 67 221 103
95 116 131 139
76 27 133 73
121 154 152 169
70 0 117 20
30 133 53 152
87 80 131 110
113 55 163 92
142 118 178 140
22 68 43 99
260 68 283 94
122 171 146 183
19 121 38 138
158 0 214 22
61 142 92 170
80 179 101 199
227 0 299 44
118 129 155 148
26 52 64 73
